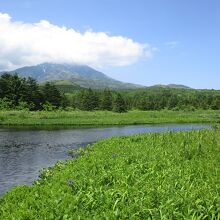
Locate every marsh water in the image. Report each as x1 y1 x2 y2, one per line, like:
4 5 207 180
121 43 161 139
0 123 211 196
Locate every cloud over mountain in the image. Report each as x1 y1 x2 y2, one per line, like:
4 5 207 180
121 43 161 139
0 12 155 71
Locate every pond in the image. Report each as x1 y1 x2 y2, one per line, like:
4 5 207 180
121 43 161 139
0 123 211 196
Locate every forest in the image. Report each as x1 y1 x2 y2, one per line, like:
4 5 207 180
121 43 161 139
0 73 220 112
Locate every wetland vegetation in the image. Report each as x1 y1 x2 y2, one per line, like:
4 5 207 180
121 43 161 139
0 109 220 127
0 129 219 219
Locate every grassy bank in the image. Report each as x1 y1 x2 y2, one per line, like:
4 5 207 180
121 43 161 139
0 110 219 127
0 129 219 219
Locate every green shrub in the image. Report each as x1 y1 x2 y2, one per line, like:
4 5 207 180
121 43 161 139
0 98 13 110
42 102 56 111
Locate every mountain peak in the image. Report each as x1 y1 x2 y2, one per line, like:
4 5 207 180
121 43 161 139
2 63 144 89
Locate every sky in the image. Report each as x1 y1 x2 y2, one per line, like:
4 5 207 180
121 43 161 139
0 0 220 89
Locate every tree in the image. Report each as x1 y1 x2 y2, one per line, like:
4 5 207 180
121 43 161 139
211 96 220 110
61 93 69 109
168 95 179 109
41 82 62 107
0 73 26 106
100 89 113 110
137 97 152 110
113 93 127 113
0 74 44 110
23 77 43 110
89 89 99 110
78 88 99 111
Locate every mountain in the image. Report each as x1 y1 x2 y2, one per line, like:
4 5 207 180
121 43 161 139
1 63 144 89
152 84 192 89
45 80 83 93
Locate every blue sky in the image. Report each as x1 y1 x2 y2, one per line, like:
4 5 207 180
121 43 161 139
0 0 220 89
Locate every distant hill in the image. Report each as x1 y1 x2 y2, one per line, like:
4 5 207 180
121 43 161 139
1 63 144 90
152 84 192 89
42 80 83 93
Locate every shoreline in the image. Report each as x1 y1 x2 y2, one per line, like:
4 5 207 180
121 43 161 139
0 121 214 131
0 109 219 128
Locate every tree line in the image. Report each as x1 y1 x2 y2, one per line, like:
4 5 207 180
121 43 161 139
0 73 127 112
0 73 219 112
0 73 66 111
130 88 220 110
70 85 220 111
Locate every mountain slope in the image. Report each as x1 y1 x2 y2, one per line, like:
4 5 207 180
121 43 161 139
2 63 143 89
152 84 192 89
43 80 83 92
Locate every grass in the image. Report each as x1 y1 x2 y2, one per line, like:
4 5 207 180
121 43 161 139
0 109 219 127
0 129 219 219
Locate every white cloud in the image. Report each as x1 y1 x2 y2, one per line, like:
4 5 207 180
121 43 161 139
165 41 179 48
0 12 156 71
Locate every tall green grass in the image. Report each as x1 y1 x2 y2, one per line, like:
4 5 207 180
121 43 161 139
0 109 219 127
0 129 219 219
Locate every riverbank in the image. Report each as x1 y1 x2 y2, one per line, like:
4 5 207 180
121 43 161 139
0 110 219 127
0 123 211 196
0 129 219 219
